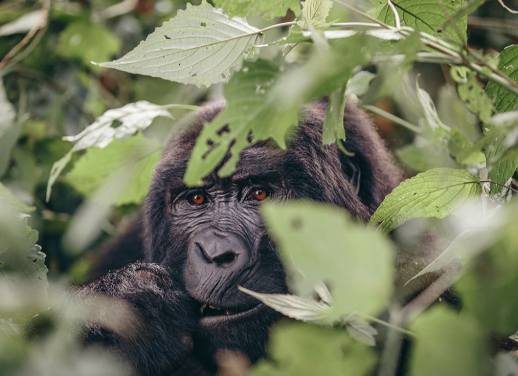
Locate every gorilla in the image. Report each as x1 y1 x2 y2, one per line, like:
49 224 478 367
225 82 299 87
80 100 402 375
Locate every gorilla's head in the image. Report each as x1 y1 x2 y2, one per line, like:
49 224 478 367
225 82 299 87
143 101 401 366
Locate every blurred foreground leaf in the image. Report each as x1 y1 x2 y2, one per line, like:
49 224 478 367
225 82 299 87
252 322 375 376
410 307 490 376
57 21 121 65
261 201 394 320
456 207 518 334
0 81 20 178
184 59 296 185
65 134 161 206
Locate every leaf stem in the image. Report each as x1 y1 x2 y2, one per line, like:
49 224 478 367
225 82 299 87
162 103 201 111
362 104 422 134
259 20 297 33
362 314 414 336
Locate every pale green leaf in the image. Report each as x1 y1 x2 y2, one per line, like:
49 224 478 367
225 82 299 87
252 322 376 376
489 147 518 194
396 143 456 172
57 21 120 65
0 81 20 178
62 101 171 151
65 135 162 206
98 2 260 87
300 0 333 28
214 0 300 19
345 315 378 347
486 45 518 113
261 201 394 320
370 168 481 232
345 71 376 97
46 101 170 201
410 307 490 376
371 0 467 44
238 287 331 322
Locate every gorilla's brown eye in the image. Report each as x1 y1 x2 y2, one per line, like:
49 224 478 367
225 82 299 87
188 192 206 205
251 189 268 202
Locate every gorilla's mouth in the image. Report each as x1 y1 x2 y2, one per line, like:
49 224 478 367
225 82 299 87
198 302 264 326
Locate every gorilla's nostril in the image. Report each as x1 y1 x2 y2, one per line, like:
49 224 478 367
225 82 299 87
213 251 237 266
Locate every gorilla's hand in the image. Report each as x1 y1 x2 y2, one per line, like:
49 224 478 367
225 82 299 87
79 262 198 375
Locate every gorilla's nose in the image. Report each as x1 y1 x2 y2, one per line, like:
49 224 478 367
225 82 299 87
194 232 249 271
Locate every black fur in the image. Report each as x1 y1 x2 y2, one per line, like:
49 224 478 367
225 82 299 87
81 100 402 375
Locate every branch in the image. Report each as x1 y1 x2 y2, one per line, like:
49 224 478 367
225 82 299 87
0 0 50 72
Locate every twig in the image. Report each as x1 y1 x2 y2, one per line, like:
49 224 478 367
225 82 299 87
399 263 461 323
100 0 137 19
362 104 422 134
377 306 404 376
0 0 50 72
497 0 518 14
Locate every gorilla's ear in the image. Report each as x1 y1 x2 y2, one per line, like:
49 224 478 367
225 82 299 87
340 101 402 214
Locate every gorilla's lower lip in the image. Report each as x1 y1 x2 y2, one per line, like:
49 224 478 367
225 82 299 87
199 303 264 326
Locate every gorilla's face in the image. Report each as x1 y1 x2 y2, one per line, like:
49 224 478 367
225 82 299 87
168 145 291 327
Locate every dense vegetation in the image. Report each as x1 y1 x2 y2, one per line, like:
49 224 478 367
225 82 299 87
1 0 517 374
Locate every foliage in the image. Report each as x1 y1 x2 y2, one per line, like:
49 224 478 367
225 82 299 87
1 0 518 375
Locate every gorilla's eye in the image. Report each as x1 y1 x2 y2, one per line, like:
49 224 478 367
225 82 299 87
187 191 207 206
249 188 268 202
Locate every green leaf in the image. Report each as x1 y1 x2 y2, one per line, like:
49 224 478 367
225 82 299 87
370 168 481 232
0 184 46 285
345 71 376 97
0 80 20 178
261 201 394 320
238 287 331 322
451 66 494 124
410 307 490 376
300 0 333 28
98 2 260 87
184 59 298 185
486 45 518 113
46 101 171 201
252 322 376 376
322 84 347 145
396 143 456 172
371 0 468 44
214 0 300 19
488 147 518 194
0 183 34 214
65 135 161 206
56 21 121 65
456 209 518 334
